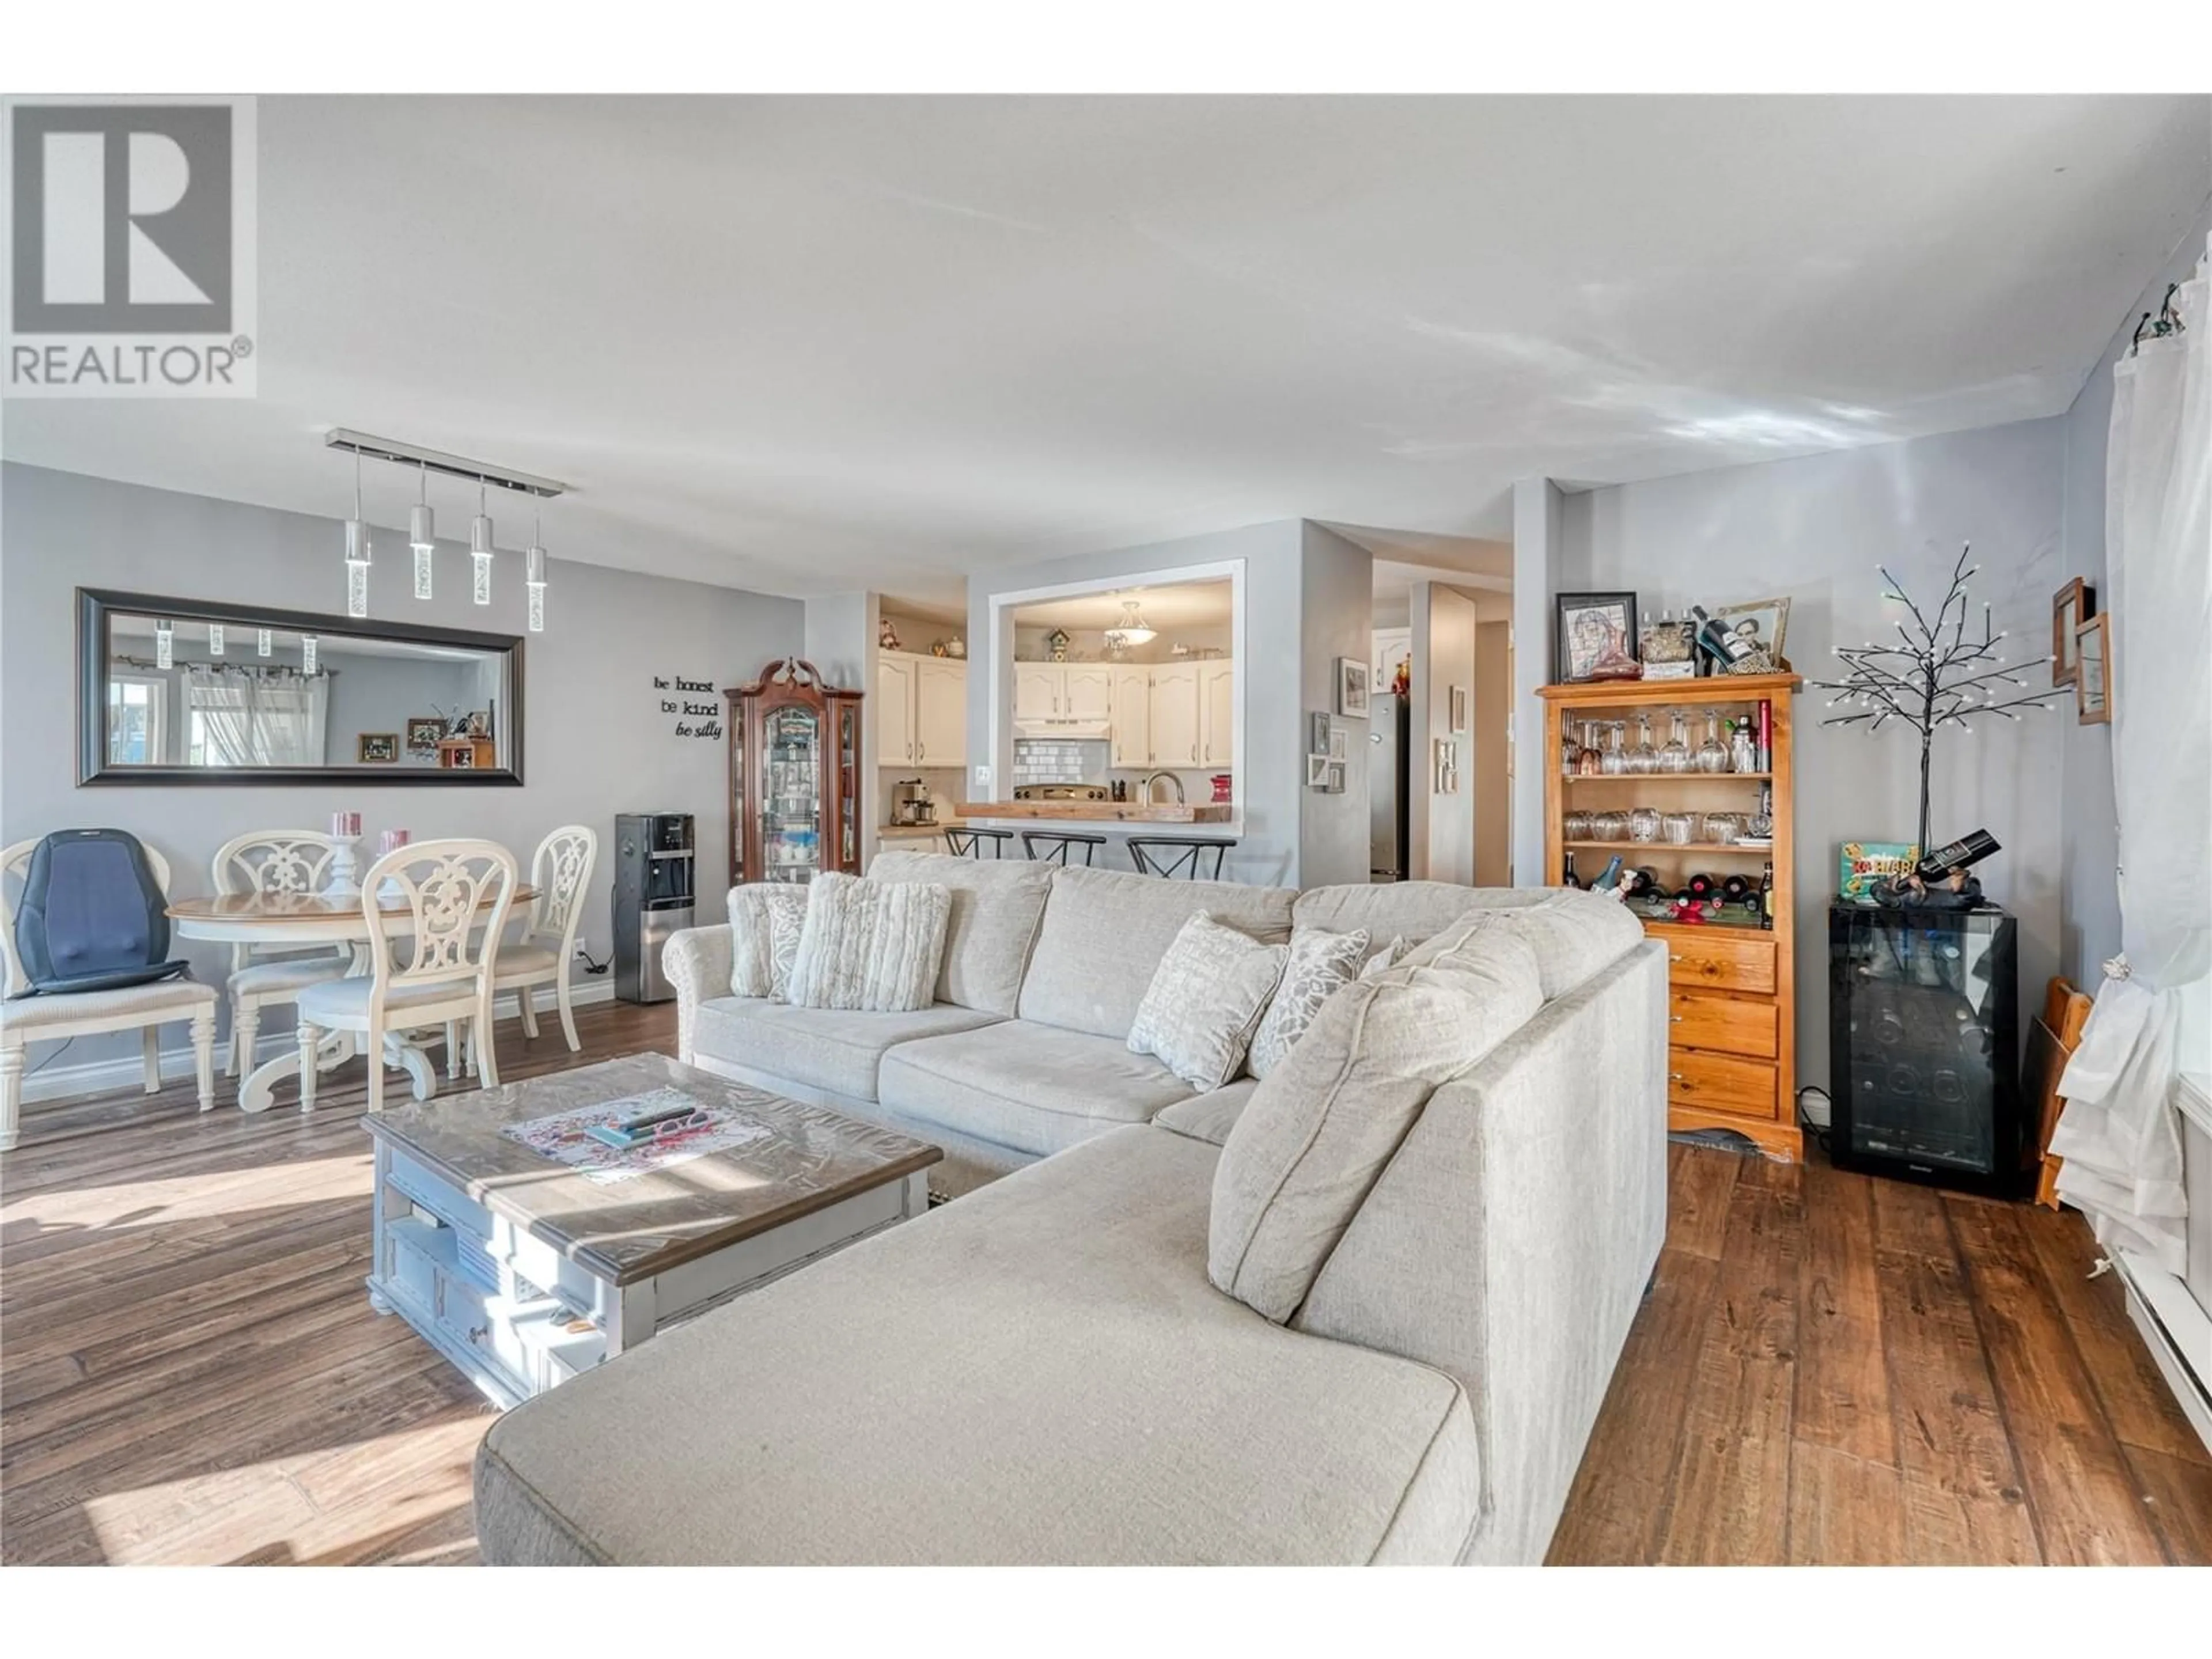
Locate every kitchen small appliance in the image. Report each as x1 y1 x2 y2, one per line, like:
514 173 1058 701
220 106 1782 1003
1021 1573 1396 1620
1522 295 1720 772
890 778 935 826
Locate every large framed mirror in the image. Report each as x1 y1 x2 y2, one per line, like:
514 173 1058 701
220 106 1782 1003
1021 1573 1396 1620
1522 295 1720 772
78 588 525 786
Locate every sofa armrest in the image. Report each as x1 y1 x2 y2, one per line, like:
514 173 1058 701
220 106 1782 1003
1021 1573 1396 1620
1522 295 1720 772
662 925 734 1063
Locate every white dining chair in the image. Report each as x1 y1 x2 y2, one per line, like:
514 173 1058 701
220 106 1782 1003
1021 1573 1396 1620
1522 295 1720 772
1 836 218 1153
211 831 351 1079
493 825 598 1053
295 839 518 1115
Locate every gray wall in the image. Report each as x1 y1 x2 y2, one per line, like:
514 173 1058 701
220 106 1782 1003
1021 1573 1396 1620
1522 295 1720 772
1510 478 1565 885
321 649 483 768
1 462 804 1065
1408 581 1476 884
967 519 1370 888
2055 199 2212 989
1558 418 2068 1089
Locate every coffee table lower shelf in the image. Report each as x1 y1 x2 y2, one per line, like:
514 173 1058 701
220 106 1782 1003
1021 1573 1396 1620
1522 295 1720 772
366 1139 929 1408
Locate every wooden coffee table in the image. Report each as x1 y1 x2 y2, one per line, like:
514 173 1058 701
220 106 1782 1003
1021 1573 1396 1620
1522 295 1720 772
362 1052 941 1406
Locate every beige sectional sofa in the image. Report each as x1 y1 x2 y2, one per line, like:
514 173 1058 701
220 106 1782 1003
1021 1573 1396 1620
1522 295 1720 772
476 856 1667 1565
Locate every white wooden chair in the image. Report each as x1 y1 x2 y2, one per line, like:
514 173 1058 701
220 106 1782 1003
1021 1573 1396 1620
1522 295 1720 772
296 839 517 1115
211 831 351 1080
1 836 218 1153
493 824 598 1054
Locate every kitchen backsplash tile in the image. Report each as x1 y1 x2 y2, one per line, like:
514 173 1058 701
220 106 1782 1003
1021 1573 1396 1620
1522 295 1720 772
1012 737 1108 787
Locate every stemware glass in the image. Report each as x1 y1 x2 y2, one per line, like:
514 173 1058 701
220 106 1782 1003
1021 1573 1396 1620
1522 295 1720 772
1695 709 1730 774
1590 810 1630 843
1576 719 1605 777
1628 712 1660 775
1599 720 1629 776
1702 812 1743 846
1658 709 1692 774
1561 722 1582 778
1563 810 1593 841
1628 806 1661 844
1729 718 1758 776
1661 811 1696 846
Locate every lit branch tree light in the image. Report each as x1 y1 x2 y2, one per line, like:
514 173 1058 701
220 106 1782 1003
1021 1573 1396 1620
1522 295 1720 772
1809 541 2054 854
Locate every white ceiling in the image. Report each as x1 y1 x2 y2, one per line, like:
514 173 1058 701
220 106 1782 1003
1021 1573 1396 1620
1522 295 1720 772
1011 579 1230 631
7 95 2206 609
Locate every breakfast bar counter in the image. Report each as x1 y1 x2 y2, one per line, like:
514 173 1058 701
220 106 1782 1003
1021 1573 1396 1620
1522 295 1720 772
957 801 1234 825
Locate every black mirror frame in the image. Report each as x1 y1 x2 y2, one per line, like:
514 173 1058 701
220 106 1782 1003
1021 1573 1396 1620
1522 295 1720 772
77 586 526 787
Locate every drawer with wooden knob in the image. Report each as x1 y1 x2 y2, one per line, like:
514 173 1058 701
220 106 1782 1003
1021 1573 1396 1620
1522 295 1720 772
1668 989 1779 1059
1667 1048 1782 1119
1650 928 1777 995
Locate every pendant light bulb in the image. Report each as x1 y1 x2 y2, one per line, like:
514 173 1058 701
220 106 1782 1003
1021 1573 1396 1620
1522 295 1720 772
470 475 494 605
408 459 435 600
155 618 174 671
525 506 548 634
343 448 372 618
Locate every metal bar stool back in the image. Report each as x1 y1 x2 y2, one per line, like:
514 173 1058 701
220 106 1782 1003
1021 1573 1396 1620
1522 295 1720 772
1127 837 1234 881
1021 831 1107 866
945 827 1015 858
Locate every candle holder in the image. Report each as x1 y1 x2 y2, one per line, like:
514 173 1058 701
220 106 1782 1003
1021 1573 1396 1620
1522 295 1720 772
323 836 362 900
375 830 411 905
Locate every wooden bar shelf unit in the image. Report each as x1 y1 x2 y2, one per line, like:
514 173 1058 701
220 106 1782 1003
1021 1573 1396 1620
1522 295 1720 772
1538 671 1802 1161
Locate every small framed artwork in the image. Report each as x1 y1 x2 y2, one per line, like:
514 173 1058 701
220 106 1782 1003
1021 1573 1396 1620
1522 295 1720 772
357 732 400 764
1449 684 1469 734
1323 760 1346 795
1306 753 1332 788
1309 711 1332 756
404 715 444 755
1714 597 1791 672
1328 724 1348 762
1433 737 1460 794
2074 612 2111 725
1337 657 1371 718
2052 578 2094 688
1553 592 1640 683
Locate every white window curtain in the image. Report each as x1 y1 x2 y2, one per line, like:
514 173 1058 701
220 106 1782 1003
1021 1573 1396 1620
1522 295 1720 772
185 665 331 769
2051 240 2210 1276
185 665 258 766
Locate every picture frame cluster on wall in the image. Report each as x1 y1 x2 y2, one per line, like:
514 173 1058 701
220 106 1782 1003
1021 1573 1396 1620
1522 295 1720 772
1306 711 1347 791
2052 578 2110 724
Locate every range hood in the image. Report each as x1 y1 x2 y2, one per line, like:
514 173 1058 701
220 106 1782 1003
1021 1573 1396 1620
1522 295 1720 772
1015 713 1112 738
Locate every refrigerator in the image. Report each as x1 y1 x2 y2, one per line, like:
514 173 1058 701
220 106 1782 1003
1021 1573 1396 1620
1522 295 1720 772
1368 695 1411 882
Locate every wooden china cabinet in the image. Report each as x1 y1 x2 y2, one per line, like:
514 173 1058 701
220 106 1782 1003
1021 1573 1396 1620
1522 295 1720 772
726 658 864 887
1537 672 1802 1160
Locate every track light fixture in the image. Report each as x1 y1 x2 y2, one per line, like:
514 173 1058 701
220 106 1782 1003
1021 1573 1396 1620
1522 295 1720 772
343 448 372 618
470 476 495 605
525 507 548 634
409 460 435 600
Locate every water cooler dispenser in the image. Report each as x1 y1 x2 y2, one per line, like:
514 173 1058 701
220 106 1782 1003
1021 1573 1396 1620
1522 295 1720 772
613 813 695 1004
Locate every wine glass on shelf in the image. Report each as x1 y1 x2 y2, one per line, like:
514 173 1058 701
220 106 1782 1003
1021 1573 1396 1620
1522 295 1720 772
1599 720 1628 775
1695 709 1730 774
1628 711 1660 774
1658 709 1692 774
1576 719 1605 777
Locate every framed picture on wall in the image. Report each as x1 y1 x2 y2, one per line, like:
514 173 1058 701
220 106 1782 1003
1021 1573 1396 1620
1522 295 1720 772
1553 592 1640 683
1449 684 1469 733
2074 612 2111 725
1336 657 1371 717
2052 578 2094 688
358 732 400 764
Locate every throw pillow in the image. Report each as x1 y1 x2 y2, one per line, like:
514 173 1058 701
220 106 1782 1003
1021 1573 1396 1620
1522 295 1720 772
728 884 810 1000
786 872 952 1013
1246 925 1370 1080
1358 934 1408 978
1209 916 1542 1323
1126 912 1289 1092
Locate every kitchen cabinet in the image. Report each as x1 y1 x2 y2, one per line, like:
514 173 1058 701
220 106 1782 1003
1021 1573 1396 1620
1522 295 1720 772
1199 662 1234 767
1110 667 1151 768
1063 665 1113 724
913 658 965 767
878 652 964 768
1148 664 1202 767
1014 664 1062 724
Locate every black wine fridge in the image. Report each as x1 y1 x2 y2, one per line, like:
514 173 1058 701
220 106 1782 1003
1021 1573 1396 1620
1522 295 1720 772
1828 903 2027 1195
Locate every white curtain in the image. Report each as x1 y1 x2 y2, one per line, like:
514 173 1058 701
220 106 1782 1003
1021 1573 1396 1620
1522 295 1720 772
253 676 328 766
2052 239 2210 1276
185 665 257 766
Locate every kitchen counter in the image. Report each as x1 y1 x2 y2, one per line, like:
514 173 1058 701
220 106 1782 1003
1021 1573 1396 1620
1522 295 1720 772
878 820 964 842
958 801 1234 825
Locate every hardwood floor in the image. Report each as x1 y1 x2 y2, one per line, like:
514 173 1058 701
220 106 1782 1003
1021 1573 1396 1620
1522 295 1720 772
3 1008 2206 1566
1548 1143 2212 1564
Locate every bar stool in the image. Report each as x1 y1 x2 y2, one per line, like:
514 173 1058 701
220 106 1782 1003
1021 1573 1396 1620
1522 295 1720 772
945 827 1015 858
1128 837 1236 881
1022 831 1107 866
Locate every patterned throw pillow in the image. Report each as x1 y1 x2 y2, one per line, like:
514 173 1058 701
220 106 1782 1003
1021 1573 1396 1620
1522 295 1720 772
1246 926 1371 1080
786 872 951 1013
1127 912 1289 1092
728 884 810 1000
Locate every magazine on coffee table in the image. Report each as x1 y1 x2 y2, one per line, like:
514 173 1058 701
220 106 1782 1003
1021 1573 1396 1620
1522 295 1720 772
499 1086 773 1185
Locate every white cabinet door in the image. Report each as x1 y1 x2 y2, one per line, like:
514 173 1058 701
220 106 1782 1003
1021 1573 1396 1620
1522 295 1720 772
1111 667 1151 768
1062 665 1113 724
1014 664 1060 724
914 658 966 768
1148 664 1201 767
877 654 918 766
1199 662 1234 767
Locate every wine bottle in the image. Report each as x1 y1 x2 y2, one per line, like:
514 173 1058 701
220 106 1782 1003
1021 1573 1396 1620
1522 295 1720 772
1562 850 1582 889
1759 861 1775 930
1591 855 1625 891
1685 871 1716 900
1690 605 1756 670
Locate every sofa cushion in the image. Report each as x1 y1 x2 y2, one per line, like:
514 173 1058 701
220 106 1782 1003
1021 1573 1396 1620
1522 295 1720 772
868 851 1052 1017
692 997 1001 1101
1210 920 1543 1324
1247 925 1369 1079
475 1127 1480 1565
1154 1079 1259 1147
1017 865 1294 1040
1291 881 1528 949
727 883 808 999
1423 888 1645 1001
1126 913 1287 1092
878 1020 1195 1157
787 872 950 1013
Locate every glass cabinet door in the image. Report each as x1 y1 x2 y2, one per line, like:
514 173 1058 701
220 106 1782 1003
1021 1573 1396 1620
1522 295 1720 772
760 705 823 882
838 703 859 869
729 707 747 884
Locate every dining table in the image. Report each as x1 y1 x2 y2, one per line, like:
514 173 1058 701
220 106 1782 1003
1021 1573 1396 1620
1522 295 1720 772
166 885 537 1115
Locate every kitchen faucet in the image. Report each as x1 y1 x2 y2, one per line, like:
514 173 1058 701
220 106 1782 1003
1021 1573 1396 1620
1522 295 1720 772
1142 770 1185 804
